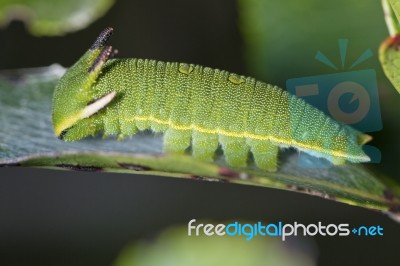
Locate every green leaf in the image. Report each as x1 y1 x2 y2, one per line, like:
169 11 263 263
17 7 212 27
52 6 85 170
1 67 399 222
380 0 400 93
112 225 315 266
379 35 400 93
389 0 400 26
0 0 115 36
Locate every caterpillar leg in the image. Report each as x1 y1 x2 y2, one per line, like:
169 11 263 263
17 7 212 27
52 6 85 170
219 135 249 168
247 139 279 172
330 131 348 165
163 128 191 154
103 107 120 136
61 117 102 141
331 156 346 165
120 119 139 136
115 119 139 141
192 131 219 162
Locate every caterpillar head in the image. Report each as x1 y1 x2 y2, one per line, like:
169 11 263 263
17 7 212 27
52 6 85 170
52 27 117 140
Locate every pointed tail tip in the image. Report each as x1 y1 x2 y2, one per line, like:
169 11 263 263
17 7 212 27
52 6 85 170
358 133 372 145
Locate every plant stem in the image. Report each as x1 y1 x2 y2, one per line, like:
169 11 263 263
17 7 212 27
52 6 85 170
382 0 400 36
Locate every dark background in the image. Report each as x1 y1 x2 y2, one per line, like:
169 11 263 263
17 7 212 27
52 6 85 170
0 0 399 265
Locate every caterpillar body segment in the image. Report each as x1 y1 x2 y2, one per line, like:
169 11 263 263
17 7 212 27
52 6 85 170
52 27 371 171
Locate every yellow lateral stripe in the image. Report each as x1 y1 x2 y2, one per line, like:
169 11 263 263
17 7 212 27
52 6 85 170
125 115 367 160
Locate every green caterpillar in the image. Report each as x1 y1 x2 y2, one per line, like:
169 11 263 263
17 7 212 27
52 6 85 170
52 27 371 171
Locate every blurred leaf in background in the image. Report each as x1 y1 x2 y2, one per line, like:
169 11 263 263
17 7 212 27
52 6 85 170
379 0 400 94
0 0 115 36
238 0 386 85
388 0 400 24
113 224 316 266
379 35 400 94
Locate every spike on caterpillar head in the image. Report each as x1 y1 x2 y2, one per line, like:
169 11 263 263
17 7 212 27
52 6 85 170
88 45 113 73
52 27 118 138
90 27 113 50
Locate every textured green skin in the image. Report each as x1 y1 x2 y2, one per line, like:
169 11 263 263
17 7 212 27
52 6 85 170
52 40 370 171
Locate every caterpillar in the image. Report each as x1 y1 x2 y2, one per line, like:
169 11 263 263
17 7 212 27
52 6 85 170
52 27 371 171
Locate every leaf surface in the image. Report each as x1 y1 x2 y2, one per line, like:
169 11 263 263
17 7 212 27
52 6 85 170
0 66 399 222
